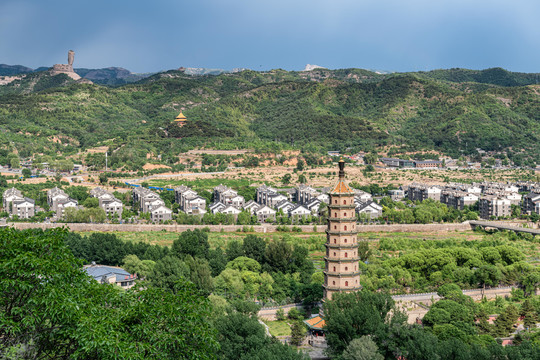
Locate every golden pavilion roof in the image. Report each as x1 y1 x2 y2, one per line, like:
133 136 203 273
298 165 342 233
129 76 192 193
174 112 187 121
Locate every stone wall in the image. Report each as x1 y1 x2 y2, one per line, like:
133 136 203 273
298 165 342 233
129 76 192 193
8 221 473 233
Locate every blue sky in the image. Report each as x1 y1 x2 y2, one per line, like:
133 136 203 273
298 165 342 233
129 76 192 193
1 0 539 73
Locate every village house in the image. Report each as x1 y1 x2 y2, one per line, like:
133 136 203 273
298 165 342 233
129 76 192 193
276 200 295 214
47 187 69 212
407 183 442 202
2 187 36 219
11 197 36 219
55 197 79 218
132 187 165 213
150 205 173 223
83 263 137 289
354 189 372 203
479 196 511 219
213 185 245 209
522 192 540 215
209 201 227 214
256 185 288 208
355 200 383 219
91 187 123 218
305 198 322 215
440 190 479 210
3 187 23 212
296 185 329 205
388 189 405 201
174 185 206 214
289 204 311 220
243 200 260 212
245 204 276 223
183 194 207 215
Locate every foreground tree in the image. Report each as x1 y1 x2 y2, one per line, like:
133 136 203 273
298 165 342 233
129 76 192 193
0 228 218 359
323 291 405 356
342 336 383 360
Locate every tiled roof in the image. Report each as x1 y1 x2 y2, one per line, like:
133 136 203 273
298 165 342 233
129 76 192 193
331 181 354 194
304 315 326 330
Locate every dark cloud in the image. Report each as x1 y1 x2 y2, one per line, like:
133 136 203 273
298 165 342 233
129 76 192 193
1 0 539 73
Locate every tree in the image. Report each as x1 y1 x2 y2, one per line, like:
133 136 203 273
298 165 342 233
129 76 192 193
22 168 31 178
290 321 306 346
147 255 190 292
282 173 292 185
172 229 210 260
226 239 244 262
494 304 520 337
364 153 378 164
264 238 292 273
214 312 306 360
226 256 262 272
358 241 371 262
342 336 383 360
298 173 307 183
0 227 219 359
10 157 19 169
122 254 156 279
296 159 305 171
185 255 214 295
276 308 286 321
324 291 403 356
209 247 228 276
521 299 537 331
82 197 100 208
99 172 108 184
242 234 266 263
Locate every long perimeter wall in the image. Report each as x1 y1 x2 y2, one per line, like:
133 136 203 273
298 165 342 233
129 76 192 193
7 222 473 233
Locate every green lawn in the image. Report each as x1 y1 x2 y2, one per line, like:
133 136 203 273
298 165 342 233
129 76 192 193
262 320 291 337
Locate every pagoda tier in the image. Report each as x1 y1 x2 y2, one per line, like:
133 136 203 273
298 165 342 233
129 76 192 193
323 160 362 301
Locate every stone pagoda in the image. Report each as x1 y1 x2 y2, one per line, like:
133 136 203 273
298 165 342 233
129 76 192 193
323 159 361 301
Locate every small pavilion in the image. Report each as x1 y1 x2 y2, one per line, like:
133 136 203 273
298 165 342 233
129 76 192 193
304 315 326 338
174 112 188 127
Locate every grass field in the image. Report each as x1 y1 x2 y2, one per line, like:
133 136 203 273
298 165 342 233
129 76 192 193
78 228 540 268
262 320 292 337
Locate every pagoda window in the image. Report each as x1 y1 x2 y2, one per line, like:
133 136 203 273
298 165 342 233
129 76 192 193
333 281 335 285
344 212 347 217
344 225 347 231
345 267 348 271
344 239 347 243
345 252 348 258
334 200 337 204
333 252 336 256
345 281 349 286
333 266 336 272
334 239 336 244
334 213 337 217
343 200 347 205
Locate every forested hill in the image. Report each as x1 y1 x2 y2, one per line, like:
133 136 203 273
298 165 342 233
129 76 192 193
0 67 539 166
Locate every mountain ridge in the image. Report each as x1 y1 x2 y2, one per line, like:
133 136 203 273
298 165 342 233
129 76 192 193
0 66 539 168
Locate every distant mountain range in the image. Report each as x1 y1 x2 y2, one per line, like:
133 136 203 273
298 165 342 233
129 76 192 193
0 64 155 86
1 65 540 170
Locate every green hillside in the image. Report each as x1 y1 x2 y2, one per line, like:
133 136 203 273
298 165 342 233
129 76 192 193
0 67 539 169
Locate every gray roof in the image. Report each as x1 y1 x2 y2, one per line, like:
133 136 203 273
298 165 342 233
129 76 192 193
84 264 135 283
